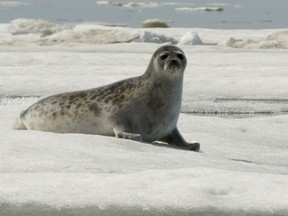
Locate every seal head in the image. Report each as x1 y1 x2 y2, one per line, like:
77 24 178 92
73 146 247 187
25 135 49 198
158 47 186 74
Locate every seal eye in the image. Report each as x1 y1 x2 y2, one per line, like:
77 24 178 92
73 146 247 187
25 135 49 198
160 53 168 60
177 53 184 60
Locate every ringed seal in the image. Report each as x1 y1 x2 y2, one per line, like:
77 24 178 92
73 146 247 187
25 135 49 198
14 45 200 151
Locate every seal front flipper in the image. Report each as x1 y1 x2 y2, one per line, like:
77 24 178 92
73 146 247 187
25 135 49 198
113 126 143 142
159 128 200 151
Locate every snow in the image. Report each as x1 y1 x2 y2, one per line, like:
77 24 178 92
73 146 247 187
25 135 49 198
0 20 288 215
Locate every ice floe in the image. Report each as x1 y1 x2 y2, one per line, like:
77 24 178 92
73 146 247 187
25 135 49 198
142 19 174 28
0 1 28 9
176 7 224 12
112 2 160 11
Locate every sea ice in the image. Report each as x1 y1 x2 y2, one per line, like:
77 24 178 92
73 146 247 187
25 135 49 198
0 21 287 215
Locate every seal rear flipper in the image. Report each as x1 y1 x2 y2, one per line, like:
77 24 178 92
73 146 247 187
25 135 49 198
159 128 200 152
13 116 27 130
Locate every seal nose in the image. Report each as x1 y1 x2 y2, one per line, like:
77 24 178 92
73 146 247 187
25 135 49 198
171 59 178 64
171 59 180 66
169 59 181 69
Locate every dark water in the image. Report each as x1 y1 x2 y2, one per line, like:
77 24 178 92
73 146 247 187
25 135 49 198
0 0 288 29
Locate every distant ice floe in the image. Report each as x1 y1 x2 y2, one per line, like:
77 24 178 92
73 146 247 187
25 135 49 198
96 1 111 5
205 3 230 7
99 1 184 11
0 1 28 9
176 7 224 12
113 2 160 11
178 32 203 45
220 30 288 49
142 19 174 28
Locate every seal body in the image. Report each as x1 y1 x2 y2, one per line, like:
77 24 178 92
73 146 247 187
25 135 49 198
14 45 200 151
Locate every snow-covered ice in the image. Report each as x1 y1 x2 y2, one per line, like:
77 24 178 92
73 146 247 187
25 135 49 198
1 19 288 48
0 21 288 215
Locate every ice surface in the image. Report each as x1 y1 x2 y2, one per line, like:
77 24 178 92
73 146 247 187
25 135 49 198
0 22 288 215
1 103 288 215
